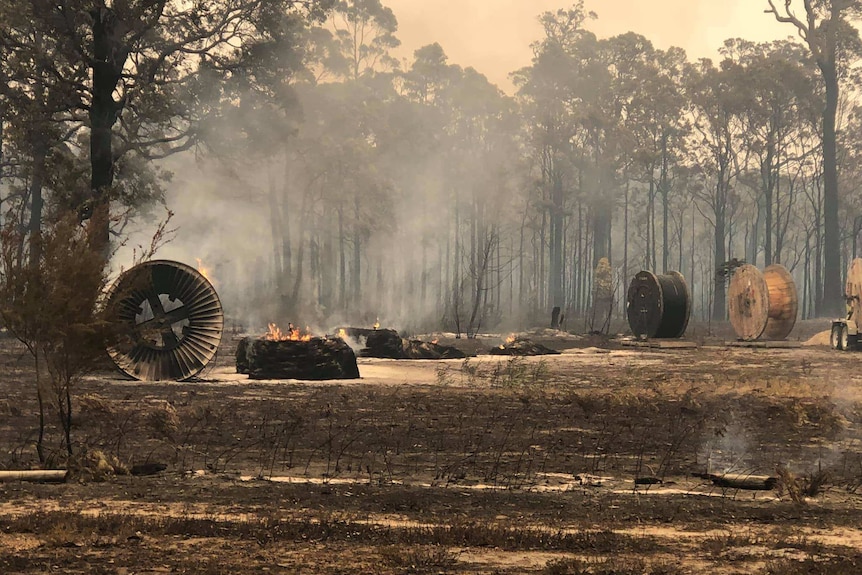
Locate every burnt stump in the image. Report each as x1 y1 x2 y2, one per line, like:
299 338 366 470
338 327 467 359
236 337 360 380
489 339 560 357
403 339 467 359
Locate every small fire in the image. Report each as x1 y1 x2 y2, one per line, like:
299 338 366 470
337 328 348 339
500 333 516 350
196 258 214 283
431 339 439 345
373 318 380 330
266 322 312 342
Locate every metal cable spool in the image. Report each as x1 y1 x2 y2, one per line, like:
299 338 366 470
728 263 797 341
626 270 691 339
106 260 224 381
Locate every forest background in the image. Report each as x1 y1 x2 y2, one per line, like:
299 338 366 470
2 0 859 338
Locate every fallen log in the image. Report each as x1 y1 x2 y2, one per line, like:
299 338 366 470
0 470 68 483
130 462 168 476
402 339 467 359
693 472 778 491
634 476 663 485
489 339 561 356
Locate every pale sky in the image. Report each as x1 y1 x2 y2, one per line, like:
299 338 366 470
386 0 796 90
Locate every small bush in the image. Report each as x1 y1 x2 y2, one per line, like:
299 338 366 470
544 556 682 575
379 544 458 573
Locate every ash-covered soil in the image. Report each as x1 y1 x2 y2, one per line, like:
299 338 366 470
3 322 862 574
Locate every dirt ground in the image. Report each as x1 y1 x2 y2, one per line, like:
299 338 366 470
4 320 862 574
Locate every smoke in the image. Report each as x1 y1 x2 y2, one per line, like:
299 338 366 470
385 0 789 92
699 417 750 475
106 0 797 337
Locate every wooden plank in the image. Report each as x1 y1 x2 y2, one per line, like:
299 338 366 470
621 340 698 349
0 470 68 482
694 472 778 490
726 340 802 349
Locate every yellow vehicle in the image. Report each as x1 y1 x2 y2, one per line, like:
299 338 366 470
831 258 862 350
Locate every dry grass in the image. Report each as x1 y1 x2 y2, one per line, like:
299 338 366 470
4 340 862 573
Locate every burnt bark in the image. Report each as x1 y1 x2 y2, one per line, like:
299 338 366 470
489 338 560 356
27 141 47 269
88 7 129 252
236 337 360 380
821 60 841 316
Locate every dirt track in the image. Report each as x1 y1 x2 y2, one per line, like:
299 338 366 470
3 329 862 574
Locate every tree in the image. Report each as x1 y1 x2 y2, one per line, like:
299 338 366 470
765 0 862 315
329 0 400 80
723 39 817 269
0 0 332 464
0 211 113 463
0 0 332 252
687 59 746 321
514 2 596 317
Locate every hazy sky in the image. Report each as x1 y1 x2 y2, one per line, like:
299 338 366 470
386 0 795 90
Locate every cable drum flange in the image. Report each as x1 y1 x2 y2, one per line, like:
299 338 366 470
626 270 691 339
105 260 224 381
728 263 797 341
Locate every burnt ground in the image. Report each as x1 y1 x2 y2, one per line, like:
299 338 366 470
3 322 862 574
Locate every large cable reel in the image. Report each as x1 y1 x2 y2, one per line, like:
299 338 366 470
728 264 797 341
626 270 691 339
106 260 224 381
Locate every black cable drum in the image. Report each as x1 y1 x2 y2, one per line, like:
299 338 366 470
626 270 691 339
106 260 224 381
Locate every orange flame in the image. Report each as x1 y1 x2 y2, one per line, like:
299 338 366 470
505 334 517 344
196 258 214 283
337 328 348 339
373 318 380 330
266 322 312 342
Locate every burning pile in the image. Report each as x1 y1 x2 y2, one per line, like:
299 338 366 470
265 322 312 342
338 326 466 360
490 334 560 356
236 323 359 380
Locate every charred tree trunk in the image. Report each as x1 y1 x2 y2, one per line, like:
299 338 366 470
267 169 284 293
660 135 670 273
762 145 775 266
538 189 546 311
647 175 655 270
353 193 361 309
338 207 346 310
550 170 564 313
821 60 841 317
467 231 496 337
27 142 46 269
281 155 292 284
288 190 311 312
623 179 629 312
815 180 824 315
713 192 727 322
88 8 128 253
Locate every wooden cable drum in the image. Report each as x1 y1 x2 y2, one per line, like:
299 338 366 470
626 270 692 339
728 263 798 341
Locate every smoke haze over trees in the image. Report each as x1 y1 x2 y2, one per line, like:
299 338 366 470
2 0 862 335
